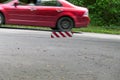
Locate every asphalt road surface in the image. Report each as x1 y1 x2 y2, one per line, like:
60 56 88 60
0 28 120 80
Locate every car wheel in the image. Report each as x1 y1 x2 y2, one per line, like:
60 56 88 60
0 13 4 26
57 17 74 31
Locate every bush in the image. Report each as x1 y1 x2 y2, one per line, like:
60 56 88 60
69 0 120 27
95 0 120 26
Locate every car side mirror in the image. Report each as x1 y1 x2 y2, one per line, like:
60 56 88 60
14 2 19 7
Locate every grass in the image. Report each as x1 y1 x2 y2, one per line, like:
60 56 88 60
73 25 120 35
1 25 120 35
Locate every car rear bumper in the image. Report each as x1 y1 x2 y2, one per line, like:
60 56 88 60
75 16 90 28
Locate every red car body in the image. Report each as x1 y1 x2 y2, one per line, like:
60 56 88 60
0 0 90 31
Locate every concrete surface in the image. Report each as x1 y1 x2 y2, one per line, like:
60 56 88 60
0 28 120 80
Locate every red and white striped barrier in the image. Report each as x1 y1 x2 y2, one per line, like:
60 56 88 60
51 31 73 38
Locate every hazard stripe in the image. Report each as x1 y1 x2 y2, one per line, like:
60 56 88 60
51 35 54 38
53 32 60 38
62 32 69 38
51 31 73 38
65 32 72 37
59 32 66 37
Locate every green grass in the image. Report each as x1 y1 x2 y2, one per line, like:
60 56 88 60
2 25 120 35
72 25 120 35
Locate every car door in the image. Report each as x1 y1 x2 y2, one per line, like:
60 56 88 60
4 4 37 25
34 0 63 27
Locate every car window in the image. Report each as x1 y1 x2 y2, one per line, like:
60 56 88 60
36 0 62 7
0 0 11 3
18 0 28 5
18 0 36 6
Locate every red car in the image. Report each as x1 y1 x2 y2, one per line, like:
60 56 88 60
0 0 90 31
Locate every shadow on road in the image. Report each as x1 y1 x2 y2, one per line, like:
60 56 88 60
0 25 81 34
0 25 52 32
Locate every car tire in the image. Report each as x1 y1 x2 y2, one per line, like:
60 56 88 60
57 17 74 31
0 13 5 26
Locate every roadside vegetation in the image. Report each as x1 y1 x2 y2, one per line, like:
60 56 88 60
69 0 120 34
69 0 120 26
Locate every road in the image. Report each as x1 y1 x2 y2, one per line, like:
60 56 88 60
0 28 120 80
